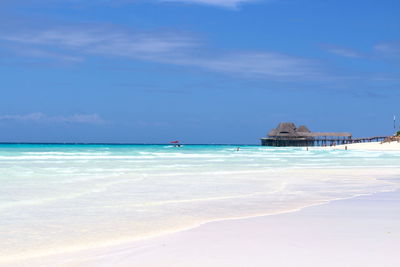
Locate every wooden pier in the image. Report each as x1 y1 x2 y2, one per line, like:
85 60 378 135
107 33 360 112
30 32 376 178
260 122 387 147
309 136 387 146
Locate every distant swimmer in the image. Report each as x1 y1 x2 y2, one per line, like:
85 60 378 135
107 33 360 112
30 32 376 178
236 147 240 151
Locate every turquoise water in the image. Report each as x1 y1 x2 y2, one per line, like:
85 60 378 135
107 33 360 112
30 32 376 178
1 144 400 263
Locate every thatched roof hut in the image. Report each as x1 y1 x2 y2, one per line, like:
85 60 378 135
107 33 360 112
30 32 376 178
267 122 312 137
268 122 297 136
267 122 351 138
262 122 352 146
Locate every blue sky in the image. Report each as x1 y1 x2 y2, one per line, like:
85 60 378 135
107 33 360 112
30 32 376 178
0 0 399 143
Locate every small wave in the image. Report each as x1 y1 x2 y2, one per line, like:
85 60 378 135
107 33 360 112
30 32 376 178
124 191 282 208
23 152 112 156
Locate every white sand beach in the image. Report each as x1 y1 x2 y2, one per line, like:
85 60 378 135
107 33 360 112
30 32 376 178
14 190 400 267
2 144 399 267
3 0 400 265
326 140 400 151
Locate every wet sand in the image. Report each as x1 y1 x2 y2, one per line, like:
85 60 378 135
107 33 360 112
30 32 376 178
15 190 400 267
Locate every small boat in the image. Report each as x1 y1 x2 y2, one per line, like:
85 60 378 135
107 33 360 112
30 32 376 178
170 140 182 147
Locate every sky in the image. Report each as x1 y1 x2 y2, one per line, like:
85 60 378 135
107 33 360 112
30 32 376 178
0 0 399 144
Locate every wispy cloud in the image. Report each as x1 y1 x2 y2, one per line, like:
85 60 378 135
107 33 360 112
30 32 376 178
3 45 83 62
0 0 262 9
374 41 400 58
0 113 45 122
1 28 195 55
321 42 400 61
0 26 323 80
165 51 322 79
320 44 363 58
0 112 105 124
160 0 260 8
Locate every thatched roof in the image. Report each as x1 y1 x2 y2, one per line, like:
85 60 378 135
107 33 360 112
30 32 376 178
268 122 297 136
303 132 352 137
297 125 311 133
267 122 351 138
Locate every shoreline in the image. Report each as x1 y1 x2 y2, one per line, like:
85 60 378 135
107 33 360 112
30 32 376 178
5 168 398 264
321 140 400 151
71 190 400 266
2 145 399 266
9 188 400 266
0 194 357 264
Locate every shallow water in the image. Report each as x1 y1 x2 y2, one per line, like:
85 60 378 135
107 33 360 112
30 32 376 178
1 144 400 262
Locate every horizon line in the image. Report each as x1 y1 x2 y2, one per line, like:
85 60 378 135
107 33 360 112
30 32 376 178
0 142 260 146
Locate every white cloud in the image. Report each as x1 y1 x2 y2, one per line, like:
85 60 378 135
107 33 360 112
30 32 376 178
1 0 263 9
56 114 105 124
160 0 259 8
1 28 195 55
10 47 83 62
0 112 46 121
0 112 105 124
0 26 322 80
166 52 322 79
320 44 363 58
374 42 400 57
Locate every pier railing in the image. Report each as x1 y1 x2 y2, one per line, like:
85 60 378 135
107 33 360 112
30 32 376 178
261 136 388 147
312 136 387 146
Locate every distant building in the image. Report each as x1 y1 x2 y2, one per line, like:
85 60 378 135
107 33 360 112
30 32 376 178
261 122 352 147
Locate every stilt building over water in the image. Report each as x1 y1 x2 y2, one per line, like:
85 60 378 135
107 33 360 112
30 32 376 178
261 122 352 147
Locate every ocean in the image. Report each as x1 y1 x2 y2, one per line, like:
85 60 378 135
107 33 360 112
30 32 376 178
1 144 399 263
